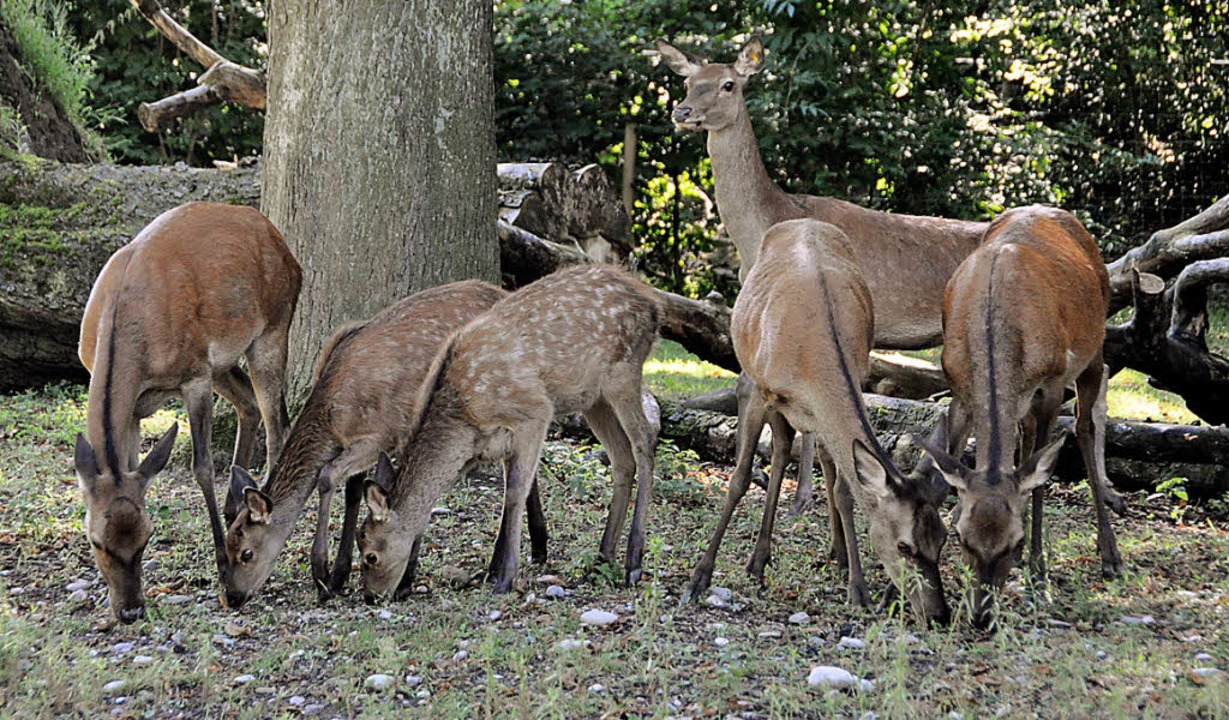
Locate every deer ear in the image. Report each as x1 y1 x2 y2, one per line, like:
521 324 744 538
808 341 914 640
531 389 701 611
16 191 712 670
655 38 704 77
243 486 273 524
851 440 896 499
227 466 259 523
734 36 764 76
137 423 178 486
1018 433 1066 494
74 433 100 491
918 435 969 492
374 452 396 489
365 480 391 524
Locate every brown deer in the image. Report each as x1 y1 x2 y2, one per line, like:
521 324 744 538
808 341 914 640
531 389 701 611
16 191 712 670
682 219 950 624
655 36 987 519
75 202 301 623
358 264 660 599
920 205 1124 629
222 281 511 608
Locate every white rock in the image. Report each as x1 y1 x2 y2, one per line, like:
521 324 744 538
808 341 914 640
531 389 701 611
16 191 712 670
807 666 856 689
1195 652 1214 663
453 650 469 661
710 586 733 601
103 680 126 693
788 611 810 625
378 610 393 620
580 609 619 627
111 642 134 654
862 712 881 720
1096 651 1108 661
1193 667 1222 678
1047 619 1072 629
489 610 502 621
545 585 566 599
758 630 782 639
69 589 88 604
132 655 154 666
714 637 730 648
839 637 865 650
365 673 395 691
588 683 606 693
1185 634 1204 643
557 639 586 650
289 696 306 706
1120 615 1155 626
66 579 90 592
430 506 452 516
162 595 191 605
233 674 255 685
705 595 728 609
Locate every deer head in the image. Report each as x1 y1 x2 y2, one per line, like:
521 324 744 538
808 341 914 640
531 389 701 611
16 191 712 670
221 466 283 608
851 440 950 626
656 37 763 132
357 452 417 602
921 433 1066 629
74 424 178 624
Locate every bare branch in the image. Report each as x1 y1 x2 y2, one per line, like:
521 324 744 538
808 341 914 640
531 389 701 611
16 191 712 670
137 85 222 132
130 0 225 69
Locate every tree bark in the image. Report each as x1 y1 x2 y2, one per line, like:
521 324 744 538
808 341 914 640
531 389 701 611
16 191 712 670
262 0 498 400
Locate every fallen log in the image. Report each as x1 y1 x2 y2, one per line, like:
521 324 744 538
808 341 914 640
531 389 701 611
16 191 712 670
498 162 630 264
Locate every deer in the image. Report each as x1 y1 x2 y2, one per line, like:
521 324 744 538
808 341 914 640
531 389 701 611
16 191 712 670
357 264 660 600
682 219 950 624
222 280 516 609
75 202 301 623
919 205 1124 630
655 37 988 537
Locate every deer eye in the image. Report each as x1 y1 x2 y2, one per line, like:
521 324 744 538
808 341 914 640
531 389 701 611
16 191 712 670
365 553 379 567
722 80 735 92
240 549 254 563
897 541 915 557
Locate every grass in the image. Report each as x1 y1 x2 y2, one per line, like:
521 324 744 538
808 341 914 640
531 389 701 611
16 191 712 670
644 339 737 400
1 380 1227 718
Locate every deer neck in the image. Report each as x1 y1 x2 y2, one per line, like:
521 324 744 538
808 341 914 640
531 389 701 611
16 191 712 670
85 318 139 476
707 112 790 276
262 401 342 524
391 403 478 517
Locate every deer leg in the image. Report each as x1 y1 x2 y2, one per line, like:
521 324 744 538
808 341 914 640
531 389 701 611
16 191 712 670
311 464 340 601
303 437 380 597
814 445 848 569
606 386 657 587
585 399 636 569
747 410 794 582
788 431 817 516
213 366 261 471
490 432 546 594
834 474 870 607
526 478 548 565
1076 358 1124 578
246 331 291 470
329 472 366 595
1025 388 1063 586
182 380 229 583
681 381 768 604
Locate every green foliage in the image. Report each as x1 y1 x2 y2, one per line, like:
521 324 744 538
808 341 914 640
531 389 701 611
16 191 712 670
65 0 265 165
0 0 103 156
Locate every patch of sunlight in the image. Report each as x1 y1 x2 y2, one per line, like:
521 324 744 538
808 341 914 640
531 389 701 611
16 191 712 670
1106 368 1198 424
644 340 736 401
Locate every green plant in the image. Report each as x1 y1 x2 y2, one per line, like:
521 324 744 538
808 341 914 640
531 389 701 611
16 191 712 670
1154 476 1190 522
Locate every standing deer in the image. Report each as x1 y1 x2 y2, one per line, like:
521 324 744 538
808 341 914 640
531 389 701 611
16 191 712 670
75 202 301 623
683 219 950 624
358 265 660 600
655 36 987 521
921 205 1124 629
222 281 511 608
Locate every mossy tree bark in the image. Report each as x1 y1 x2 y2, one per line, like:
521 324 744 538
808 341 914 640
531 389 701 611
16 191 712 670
261 0 498 400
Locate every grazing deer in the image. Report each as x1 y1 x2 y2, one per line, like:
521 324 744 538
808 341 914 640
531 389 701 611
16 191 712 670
358 265 660 600
921 205 1124 629
655 36 987 518
75 202 301 623
682 219 950 624
222 281 510 608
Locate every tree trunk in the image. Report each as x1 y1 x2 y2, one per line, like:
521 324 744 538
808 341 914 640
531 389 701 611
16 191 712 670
262 0 498 400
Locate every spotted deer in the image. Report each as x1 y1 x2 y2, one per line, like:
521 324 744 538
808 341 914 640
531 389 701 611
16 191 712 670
75 202 301 623
222 281 511 608
682 219 950 624
921 205 1124 629
358 265 660 600
656 37 986 518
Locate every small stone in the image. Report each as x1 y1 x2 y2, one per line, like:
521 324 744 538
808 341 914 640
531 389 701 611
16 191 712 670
757 630 782 640
808 636 826 646
303 703 325 715
66 579 90 592
1193 668 1222 678
580 609 619 627
1047 619 1072 629
489 610 502 621
111 642 134 654
224 622 247 637
588 683 606 693
365 673 395 691
1185 634 1204 643
255 687 275 695
839 637 865 650
132 655 154 666
862 713 881 720
714 637 730 648
378 610 393 620
536 574 565 586
1120 615 1155 626
143 559 159 572
788 611 810 625
545 585 566 599
705 595 728 609
453 650 469 661
212 635 235 647
710 586 733 601
1096 651 1108 661
69 589 88 604
859 679 875 692
557 639 586 650
430 506 452 516
404 675 423 687
1196 653 1213 663
807 666 856 689
233 674 255 685
162 595 191 605
289 696 306 706
103 680 126 693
